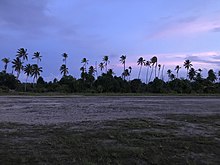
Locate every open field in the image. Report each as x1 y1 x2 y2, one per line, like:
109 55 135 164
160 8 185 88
0 96 220 164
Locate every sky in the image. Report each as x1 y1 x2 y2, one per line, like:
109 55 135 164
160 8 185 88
0 0 220 82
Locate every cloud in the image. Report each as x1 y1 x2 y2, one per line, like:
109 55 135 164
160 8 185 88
148 15 220 39
211 27 220 32
0 0 55 38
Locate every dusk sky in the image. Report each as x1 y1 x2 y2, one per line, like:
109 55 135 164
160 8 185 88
1 0 220 81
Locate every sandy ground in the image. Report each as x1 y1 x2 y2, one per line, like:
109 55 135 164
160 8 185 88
0 96 220 125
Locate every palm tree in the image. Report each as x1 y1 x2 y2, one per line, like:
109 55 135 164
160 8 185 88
16 48 28 62
32 52 42 65
145 61 151 84
103 55 110 72
128 66 132 81
149 56 157 82
183 60 193 79
175 65 181 78
158 64 161 78
188 68 196 81
207 69 217 83
161 65 165 80
122 69 130 81
88 66 96 76
24 64 33 91
120 55 126 80
60 64 69 77
62 53 68 66
218 70 220 82
81 58 88 72
1 58 10 72
167 69 172 81
99 62 105 73
12 57 23 79
137 57 145 79
31 64 43 83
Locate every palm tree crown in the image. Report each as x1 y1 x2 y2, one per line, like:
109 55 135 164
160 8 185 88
120 55 126 80
12 57 23 79
32 52 42 65
183 59 193 78
103 55 110 72
62 53 68 65
60 64 68 77
31 64 43 83
16 48 28 61
137 57 145 79
1 58 10 72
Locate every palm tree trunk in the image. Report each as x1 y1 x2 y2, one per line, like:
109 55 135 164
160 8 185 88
138 65 142 79
161 65 165 80
146 67 149 84
149 66 154 82
155 63 157 79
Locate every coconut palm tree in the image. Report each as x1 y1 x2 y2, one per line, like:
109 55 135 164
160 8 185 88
89 65 95 75
24 64 33 91
99 62 105 73
12 57 23 79
137 57 145 79
81 58 88 72
158 64 161 78
120 55 126 80
207 69 217 83
128 66 132 81
62 53 68 66
122 69 130 81
161 65 165 80
103 55 110 72
60 64 68 77
183 59 193 79
32 52 42 65
167 69 172 81
145 61 151 84
16 48 28 62
31 64 43 83
1 58 10 72
149 56 157 82
175 65 181 78
188 68 196 81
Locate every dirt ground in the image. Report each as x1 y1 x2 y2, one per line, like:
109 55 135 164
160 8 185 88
0 96 220 164
0 95 220 125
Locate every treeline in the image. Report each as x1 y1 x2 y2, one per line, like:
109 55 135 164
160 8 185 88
1 48 220 94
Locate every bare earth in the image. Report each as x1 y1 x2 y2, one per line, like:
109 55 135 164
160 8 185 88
0 96 220 125
0 96 220 164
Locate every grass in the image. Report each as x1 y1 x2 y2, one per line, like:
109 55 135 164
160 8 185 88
0 117 219 165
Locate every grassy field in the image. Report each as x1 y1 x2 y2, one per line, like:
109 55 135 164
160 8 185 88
0 96 219 164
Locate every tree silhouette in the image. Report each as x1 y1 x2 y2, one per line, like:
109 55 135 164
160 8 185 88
158 64 161 78
149 56 157 82
62 53 68 66
183 60 193 79
103 56 110 72
24 64 33 91
145 60 151 84
32 52 42 65
60 64 69 77
120 55 126 80
31 64 42 83
137 57 145 79
128 66 132 81
189 68 196 81
167 69 172 81
175 65 181 78
16 48 28 62
207 69 216 82
1 58 10 72
12 57 23 79
81 58 88 72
